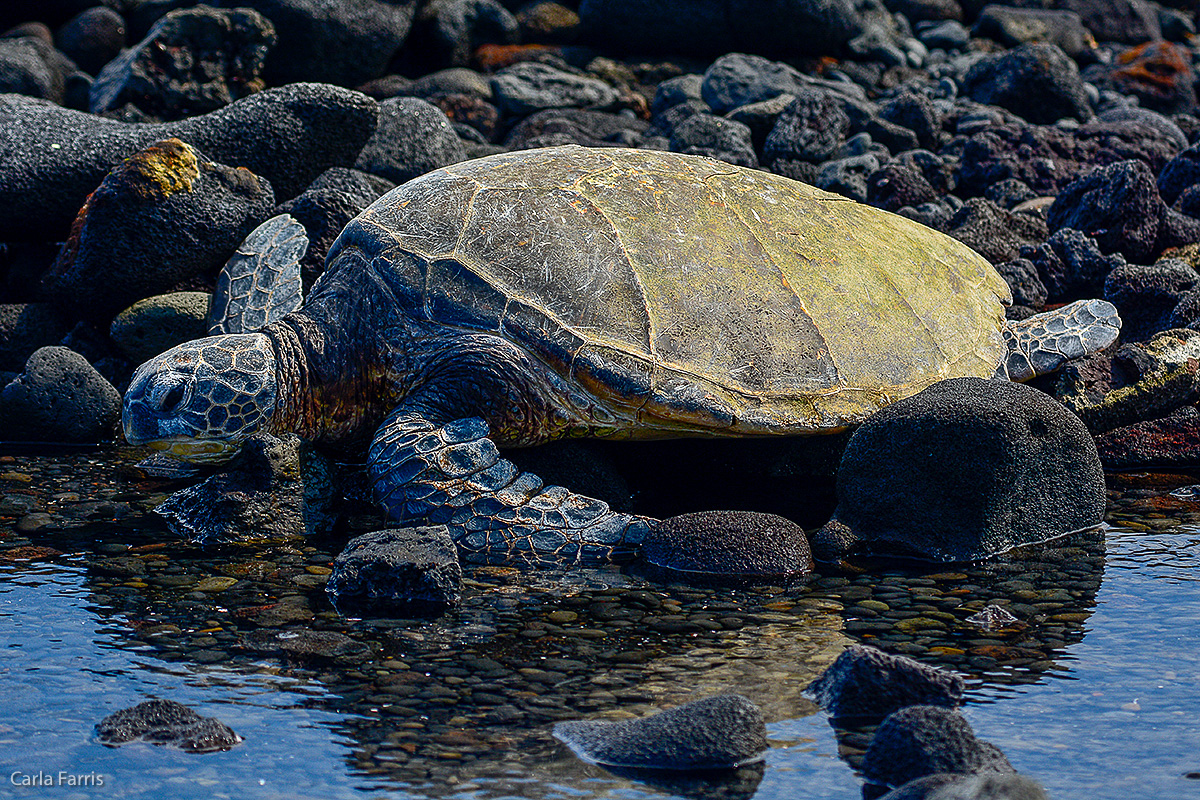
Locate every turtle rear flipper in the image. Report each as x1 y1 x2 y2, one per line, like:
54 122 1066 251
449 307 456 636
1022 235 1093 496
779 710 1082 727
208 214 307 335
369 411 651 566
999 299 1121 381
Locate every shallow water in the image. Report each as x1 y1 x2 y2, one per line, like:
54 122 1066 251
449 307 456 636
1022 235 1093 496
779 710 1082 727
1 450 1198 799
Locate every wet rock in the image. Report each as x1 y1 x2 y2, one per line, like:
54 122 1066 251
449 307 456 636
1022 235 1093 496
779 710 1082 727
42 138 274 322
669 114 757 168
1096 404 1200 468
518 2 581 44
813 377 1105 563
577 0 862 59
639 510 811 587
807 644 964 720
504 107 648 150
862 706 1015 789
1103 258 1200 341
326 526 463 616
1048 160 1200 264
0 303 72 372
961 43 1091 125
97 699 241 753
55 6 125 77
1104 41 1196 116
0 346 119 443
154 432 339 544
879 772 1049 800
946 198 1048 265
554 694 766 769
247 0 415 88
241 628 370 662
972 7 1093 59
955 118 1182 199
490 61 619 118
1057 0 1160 45
763 90 850 165
109 292 210 365
403 0 519 72
1019 228 1125 304
89 6 275 122
354 97 466 186
0 83 378 242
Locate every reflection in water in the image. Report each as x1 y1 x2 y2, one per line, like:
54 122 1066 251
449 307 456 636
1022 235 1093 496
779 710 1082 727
4 450 1200 799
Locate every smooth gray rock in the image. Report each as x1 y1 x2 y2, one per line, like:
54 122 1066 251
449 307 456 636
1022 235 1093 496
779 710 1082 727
0 83 378 242
55 6 126 76
879 772 1049 800
813 377 1105 562
554 694 766 769
109 292 211 365
326 526 463 616
153 432 339 544
97 699 241 753
807 644 964 719
490 61 619 117
862 706 1015 788
1 346 120 443
354 96 466 185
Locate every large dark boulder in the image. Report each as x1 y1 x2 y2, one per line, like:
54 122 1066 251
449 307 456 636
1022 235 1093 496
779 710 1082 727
0 84 378 242
813 377 1105 562
961 43 1092 125
42 138 274 322
0 346 120 443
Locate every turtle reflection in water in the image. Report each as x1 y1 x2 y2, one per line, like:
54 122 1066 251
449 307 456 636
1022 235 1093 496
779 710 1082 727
122 146 1120 566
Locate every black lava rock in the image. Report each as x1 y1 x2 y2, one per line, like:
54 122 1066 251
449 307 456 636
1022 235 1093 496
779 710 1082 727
108 292 211 365
862 706 1015 789
972 6 1093 59
812 377 1105 563
490 61 619 118
946 198 1048 265
0 303 72 372
816 154 881 202
669 113 758 168
1020 227 1125 303
55 6 126 77
995 258 1049 309
89 6 275 121
0 83 378 242
962 43 1091 125
879 772 1048 800
248 0 416 88
241 628 370 662
0 346 120 443
700 52 810 115
763 89 850 164
1158 141 1200 207
640 510 812 586
1103 258 1200 342
808 644 964 720
1057 0 1159 44
553 694 766 769
504 107 649 150
1048 159 1200 263
577 0 863 59
879 90 941 151
401 0 519 72
0 35 75 105
97 699 242 753
354 97 466 185
43 138 274 322
326 526 463 616
153 432 339 544
867 163 940 212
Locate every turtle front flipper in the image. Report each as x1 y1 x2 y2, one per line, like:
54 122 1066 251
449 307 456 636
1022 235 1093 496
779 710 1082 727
369 411 652 566
999 299 1121 381
207 214 307 335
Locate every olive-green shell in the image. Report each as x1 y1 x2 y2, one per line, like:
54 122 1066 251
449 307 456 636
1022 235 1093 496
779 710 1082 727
331 146 1010 434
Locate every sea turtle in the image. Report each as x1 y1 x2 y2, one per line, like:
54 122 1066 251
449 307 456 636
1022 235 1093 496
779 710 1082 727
122 146 1121 565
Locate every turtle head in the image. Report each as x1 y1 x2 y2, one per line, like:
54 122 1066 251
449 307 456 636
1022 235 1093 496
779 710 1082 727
122 334 278 463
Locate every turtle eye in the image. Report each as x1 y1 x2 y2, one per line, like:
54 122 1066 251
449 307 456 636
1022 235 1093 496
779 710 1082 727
157 382 190 415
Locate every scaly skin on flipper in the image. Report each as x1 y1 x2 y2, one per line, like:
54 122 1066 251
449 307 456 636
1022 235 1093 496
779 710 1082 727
208 214 307 335
999 299 1122 381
